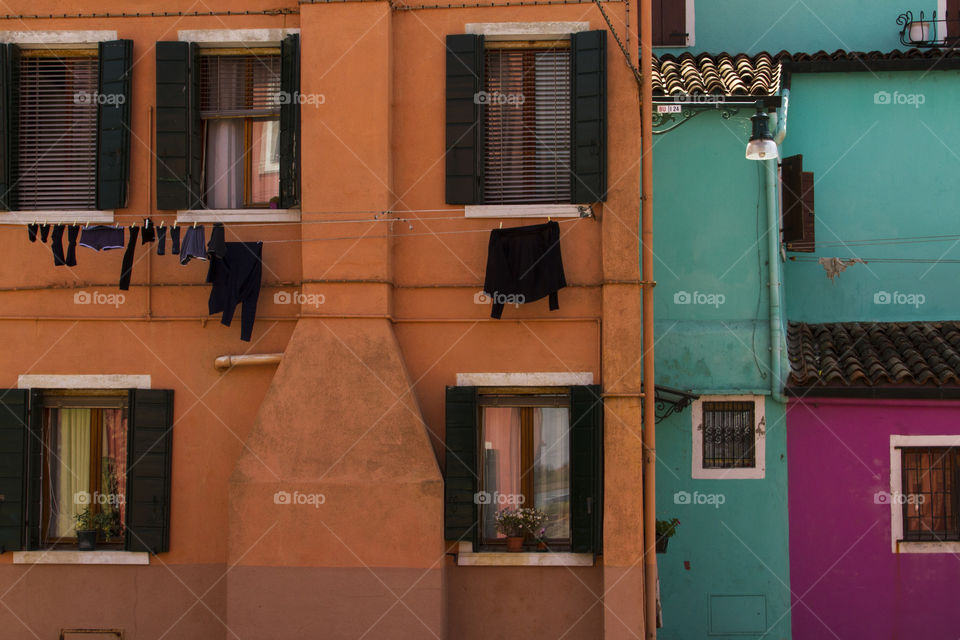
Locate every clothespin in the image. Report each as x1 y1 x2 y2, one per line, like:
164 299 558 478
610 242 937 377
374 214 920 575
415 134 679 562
158 220 164 229
499 221 503 229
547 216 552 222
193 220 197 228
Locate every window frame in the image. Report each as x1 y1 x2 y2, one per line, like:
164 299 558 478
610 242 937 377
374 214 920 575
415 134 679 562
691 394 765 480
477 388 573 549
889 435 960 553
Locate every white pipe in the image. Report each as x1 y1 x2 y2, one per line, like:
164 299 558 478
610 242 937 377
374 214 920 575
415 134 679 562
765 89 789 403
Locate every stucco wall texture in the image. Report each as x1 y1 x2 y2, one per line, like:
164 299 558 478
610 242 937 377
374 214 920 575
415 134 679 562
0 1 644 638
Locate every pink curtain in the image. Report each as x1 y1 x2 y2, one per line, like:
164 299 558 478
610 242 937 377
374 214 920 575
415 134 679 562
103 408 128 535
482 407 521 539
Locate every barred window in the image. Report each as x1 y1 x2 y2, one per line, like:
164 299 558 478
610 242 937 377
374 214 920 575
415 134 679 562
702 401 756 469
901 447 960 542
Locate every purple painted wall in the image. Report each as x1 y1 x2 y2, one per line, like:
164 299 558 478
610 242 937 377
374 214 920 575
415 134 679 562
787 398 960 640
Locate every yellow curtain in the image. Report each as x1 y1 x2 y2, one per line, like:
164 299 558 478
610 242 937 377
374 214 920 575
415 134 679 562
50 408 91 538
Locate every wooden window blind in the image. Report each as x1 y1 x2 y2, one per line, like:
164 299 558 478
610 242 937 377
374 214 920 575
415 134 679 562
199 54 281 118
17 54 98 210
902 447 960 542
483 47 571 204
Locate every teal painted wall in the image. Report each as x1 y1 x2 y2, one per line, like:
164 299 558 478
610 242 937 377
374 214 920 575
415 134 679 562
653 110 791 637
782 70 960 321
655 398 790 640
663 0 938 55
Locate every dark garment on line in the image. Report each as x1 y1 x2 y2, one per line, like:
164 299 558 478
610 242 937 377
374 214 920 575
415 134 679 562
482 220 566 319
119 226 139 290
170 226 181 255
179 226 206 265
65 225 79 267
51 225 66 266
27 224 37 242
207 241 263 342
79 225 125 251
39 224 50 243
141 218 156 244
207 223 226 260
157 226 167 255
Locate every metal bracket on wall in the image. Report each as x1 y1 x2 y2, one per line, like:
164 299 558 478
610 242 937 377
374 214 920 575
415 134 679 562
652 384 699 423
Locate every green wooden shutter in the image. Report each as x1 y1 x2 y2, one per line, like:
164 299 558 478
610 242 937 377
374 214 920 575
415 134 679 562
570 385 603 554
0 44 19 211
96 39 133 210
570 30 607 204
0 390 28 552
445 34 484 205
24 389 42 550
125 389 174 554
781 154 815 252
655 0 688 46
279 33 300 209
156 42 201 210
444 386 479 544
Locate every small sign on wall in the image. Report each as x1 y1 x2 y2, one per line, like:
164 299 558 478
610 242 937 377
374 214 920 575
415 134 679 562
657 104 682 113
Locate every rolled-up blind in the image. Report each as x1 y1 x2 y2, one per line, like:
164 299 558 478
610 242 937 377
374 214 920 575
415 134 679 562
199 54 281 117
18 53 98 210
483 47 571 204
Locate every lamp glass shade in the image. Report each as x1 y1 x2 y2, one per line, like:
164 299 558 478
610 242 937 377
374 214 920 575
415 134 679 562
745 138 779 160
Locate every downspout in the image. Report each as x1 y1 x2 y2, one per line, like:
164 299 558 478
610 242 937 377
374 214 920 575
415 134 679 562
640 0 657 636
765 89 789 404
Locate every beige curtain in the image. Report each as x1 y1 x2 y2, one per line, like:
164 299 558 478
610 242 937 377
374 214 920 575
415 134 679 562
49 408 91 538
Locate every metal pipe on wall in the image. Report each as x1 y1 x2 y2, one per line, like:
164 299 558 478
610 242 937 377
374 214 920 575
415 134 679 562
766 89 790 404
640 0 657 632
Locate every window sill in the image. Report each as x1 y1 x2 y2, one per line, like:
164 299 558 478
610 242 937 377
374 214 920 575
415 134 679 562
0 211 114 225
894 541 960 554
456 543 593 566
464 204 589 219
176 209 300 224
13 550 149 565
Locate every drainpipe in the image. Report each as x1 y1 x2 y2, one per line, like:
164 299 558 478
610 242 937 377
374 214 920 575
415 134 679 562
765 89 789 404
640 0 658 634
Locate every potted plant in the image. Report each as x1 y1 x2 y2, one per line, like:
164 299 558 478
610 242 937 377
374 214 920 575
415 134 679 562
495 507 548 552
74 508 114 551
655 518 680 554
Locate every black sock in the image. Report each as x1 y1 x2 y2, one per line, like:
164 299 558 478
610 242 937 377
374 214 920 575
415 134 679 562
51 225 66 266
39 224 50 243
119 226 140 290
27 224 37 242
141 218 156 244
157 226 167 255
170 226 181 255
65 225 79 267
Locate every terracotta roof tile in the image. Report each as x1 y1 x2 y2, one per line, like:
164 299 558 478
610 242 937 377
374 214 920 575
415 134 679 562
787 322 960 387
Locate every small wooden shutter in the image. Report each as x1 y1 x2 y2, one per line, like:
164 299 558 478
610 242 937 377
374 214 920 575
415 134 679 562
125 389 174 554
96 39 132 210
570 30 607 203
655 0 689 46
949 0 960 42
445 34 484 205
444 386 479 544
0 44 18 211
280 33 301 209
570 385 602 554
156 42 201 210
781 154 815 252
0 390 28 552
24 389 42 550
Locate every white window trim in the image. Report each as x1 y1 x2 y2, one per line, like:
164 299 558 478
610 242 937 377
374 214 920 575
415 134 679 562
889 434 960 554
457 372 593 387
464 204 588 219
0 211 114 225
652 0 695 49
0 30 117 46
13 550 148 565
177 209 300 224
178 28 300 47
18 374 150 389
455 541 593 566
465 22 590 40
691 394 765 480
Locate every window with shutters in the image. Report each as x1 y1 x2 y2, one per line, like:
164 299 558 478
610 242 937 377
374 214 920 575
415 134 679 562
653 0 693 47
17 51 98 210
483 44 571 204
478 391 571 548
692 395 765 479
39 391 128 548
198 52 282 209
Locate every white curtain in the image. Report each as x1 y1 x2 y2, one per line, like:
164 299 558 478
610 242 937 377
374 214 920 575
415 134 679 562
204 119 244 209
48 408 91 538
534 407 570 540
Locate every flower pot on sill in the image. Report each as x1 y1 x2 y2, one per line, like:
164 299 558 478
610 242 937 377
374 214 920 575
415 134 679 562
76 530 97 551
537 541 548 552
505 536 525 552
655 535 669 554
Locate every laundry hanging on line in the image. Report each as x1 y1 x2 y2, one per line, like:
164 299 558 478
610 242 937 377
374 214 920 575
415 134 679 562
79 225 125 251
482 220 567 319
207 241 263 342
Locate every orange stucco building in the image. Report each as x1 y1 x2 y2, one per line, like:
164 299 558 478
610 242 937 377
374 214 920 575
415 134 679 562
0 0 646 638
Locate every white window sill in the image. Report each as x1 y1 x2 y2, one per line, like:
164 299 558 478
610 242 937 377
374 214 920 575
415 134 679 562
176 209 300 224
456 543 593 566
464 204 589 219
13 551 149 565
0 211 114 225
894 541 960 554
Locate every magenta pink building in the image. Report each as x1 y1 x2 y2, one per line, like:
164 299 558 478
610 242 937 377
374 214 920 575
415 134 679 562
787 322 960 639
